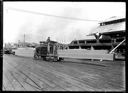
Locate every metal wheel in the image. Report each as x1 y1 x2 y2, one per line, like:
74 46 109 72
34 54 39 60
53 57 58 62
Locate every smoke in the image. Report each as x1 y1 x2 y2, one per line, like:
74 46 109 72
15 6 97 44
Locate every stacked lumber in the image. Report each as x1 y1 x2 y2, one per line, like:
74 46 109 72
58 49 114 61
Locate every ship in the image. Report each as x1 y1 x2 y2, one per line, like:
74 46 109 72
58 16 125 61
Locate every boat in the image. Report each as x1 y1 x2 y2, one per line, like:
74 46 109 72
58 17 125 61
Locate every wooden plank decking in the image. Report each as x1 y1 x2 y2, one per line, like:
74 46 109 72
3 55 125 91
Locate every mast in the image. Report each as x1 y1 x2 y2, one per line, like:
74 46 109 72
24 34 25 47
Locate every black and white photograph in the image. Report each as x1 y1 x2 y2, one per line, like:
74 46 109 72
2 1 125 91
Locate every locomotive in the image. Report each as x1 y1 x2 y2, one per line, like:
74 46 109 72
34 37 63 61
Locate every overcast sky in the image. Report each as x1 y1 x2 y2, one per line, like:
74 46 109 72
3 2 126 44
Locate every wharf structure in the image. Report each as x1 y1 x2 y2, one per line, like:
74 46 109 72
58 17 125 60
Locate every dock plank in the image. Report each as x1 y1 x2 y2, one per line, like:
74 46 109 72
19 64 67 91
10 70 38 91
3 55 125 91
3 73 15 91
5 61 41 91
6 59 63 91
4 69 25 91
16 61 81 91
20 62 94 91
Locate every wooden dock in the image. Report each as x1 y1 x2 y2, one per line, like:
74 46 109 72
3 55 125 91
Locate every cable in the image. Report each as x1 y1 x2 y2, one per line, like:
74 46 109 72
6 7 101 22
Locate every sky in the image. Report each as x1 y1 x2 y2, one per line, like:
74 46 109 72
3 2 126 44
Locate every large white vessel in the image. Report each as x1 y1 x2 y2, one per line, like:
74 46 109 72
58 17 125 61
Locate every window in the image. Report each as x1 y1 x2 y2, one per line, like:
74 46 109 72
93 46 111 50
100 19 125 26
81 46 91 50
79 40 85 44
69 46 79 49
73 41 77 44
86 40 96 43
99 39 111 43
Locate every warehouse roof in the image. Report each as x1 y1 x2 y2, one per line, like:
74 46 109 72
90 19 125 34
101 16 125 22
